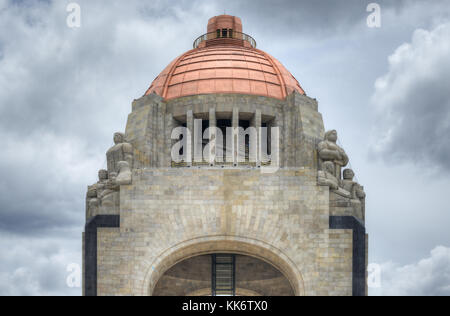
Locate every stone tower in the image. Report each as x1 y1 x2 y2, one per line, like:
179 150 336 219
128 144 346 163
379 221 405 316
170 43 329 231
83 15 368 296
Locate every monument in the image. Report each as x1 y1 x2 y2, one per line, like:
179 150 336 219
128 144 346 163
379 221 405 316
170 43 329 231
83 15 368 296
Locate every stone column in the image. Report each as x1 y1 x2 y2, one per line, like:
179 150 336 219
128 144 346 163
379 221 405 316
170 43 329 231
232 107 239 166
187 110 194 166
209 108 217 166
253 109 262 167
274 115 283 168
262 120 273 164
194 118 203 163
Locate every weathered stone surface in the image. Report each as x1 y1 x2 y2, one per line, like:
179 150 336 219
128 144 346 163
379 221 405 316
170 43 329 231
341 169 366 221
106 133 133 174
318 130 349 179
116 161 132 186
84 92 368 296
86 169 108 219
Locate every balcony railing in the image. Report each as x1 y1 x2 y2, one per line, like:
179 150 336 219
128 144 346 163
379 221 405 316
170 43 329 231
193 31 257 49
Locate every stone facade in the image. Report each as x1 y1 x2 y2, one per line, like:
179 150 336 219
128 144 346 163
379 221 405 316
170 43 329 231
83 91 368 296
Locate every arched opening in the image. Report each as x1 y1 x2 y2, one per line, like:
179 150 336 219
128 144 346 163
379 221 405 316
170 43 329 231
142 237 305 296
153 254 295 296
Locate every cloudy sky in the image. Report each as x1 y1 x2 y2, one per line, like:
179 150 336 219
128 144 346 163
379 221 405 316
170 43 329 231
0 0 449 296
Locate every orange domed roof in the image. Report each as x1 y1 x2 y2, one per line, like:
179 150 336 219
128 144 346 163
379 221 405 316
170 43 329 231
145 15 305 100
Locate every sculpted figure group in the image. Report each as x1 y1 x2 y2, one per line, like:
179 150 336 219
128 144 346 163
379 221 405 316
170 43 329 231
87 129 364 219
318 130 365 217
86 133 133 219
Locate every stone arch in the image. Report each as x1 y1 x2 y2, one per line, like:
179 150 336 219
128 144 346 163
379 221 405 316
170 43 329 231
143 236 305 296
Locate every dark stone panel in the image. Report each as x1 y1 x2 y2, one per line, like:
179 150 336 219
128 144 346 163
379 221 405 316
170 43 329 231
329 216 366 296
84 215 120 297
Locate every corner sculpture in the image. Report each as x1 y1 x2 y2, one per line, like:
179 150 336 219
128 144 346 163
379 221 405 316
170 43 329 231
85 133 133 219
318 130 348 179
342 169 366 220
86 169 108 219
318 161 351 198
317 130 365 219
342 169 366 199
106 132 134 174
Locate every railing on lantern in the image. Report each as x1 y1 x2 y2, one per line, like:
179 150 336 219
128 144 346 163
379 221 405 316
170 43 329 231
193 31 257 49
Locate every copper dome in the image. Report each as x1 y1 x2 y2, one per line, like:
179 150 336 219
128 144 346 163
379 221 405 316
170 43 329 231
145 15 305 100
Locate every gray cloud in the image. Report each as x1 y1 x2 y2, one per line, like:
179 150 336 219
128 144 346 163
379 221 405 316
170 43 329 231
370 22 450 172
371 246 450 296
206 0 447 39
0 0 209 236
0 132 100 235
0 231 81 296
220 0 369 34
0 0 219 295
0 0 449 295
